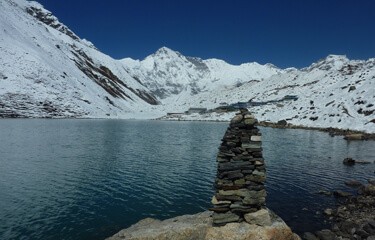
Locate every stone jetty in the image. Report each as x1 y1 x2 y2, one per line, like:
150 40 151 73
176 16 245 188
211 109 267 225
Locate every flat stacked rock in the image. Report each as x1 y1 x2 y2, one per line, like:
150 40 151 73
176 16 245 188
211 109 266 225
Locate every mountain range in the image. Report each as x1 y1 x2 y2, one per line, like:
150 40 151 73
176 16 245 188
0 0 374 133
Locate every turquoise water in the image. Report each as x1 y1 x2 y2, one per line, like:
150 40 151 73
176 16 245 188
0 119 374 239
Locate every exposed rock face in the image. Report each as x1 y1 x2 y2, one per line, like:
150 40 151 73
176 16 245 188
211 109 266 225
107 210 300 240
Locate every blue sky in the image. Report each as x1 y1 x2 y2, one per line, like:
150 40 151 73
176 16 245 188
36 0 375 68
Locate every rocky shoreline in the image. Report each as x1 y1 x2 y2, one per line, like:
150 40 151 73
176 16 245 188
257 121 375 140
154 117 375 140
304 179 375 240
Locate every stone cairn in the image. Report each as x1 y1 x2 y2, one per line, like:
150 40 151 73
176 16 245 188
210 109 267 225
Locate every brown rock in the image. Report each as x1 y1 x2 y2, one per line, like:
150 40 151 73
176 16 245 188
344 134 364 140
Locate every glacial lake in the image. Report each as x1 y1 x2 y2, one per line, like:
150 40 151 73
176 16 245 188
0 119 374 240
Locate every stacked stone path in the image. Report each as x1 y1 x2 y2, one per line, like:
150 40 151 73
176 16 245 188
211 109 267 225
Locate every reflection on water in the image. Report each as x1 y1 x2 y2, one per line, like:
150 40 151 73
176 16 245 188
0 119 374 239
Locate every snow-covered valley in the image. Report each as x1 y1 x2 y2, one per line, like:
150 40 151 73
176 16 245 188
0 0 374 133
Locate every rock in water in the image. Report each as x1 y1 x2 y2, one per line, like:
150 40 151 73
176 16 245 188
368 179 375 185
343 157 355 165
302 232 319 240
363 184 375 196
344 179 362 187
315 229 336 240
323 208 333 216
344 134 364 140
333 190 353 198
106 210 300 240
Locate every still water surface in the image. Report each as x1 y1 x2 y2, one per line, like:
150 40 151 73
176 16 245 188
0 119 374 239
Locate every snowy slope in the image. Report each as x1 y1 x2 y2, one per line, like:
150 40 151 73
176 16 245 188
0 0 373 133
0 0 159 118
121 47 283 98
158 55 375 133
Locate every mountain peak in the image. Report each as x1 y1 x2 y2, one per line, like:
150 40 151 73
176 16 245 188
303 54 350 71
154 46 178 55
325 54 348 61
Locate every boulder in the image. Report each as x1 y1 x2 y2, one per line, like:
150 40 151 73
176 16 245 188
323 208 333 216
363 184 375 196
315 229 337 240
343 157 355 165
348 86 356 92
107 210 300 240
344 134 364 140
244 209 272 226
302 232 319 240
333 190 353 198
344 180 363 187
343 157 371 165
368 179 375 185
230 115 243 124
244 118 258 126
244 114 255 119
277 120 288 126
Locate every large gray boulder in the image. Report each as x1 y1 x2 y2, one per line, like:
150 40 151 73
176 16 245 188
107 210 300 240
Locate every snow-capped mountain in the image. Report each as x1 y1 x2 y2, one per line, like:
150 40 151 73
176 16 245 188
122 46 374 133
122 47 283 98
0 0 374 133
0 0 159 118
160 54 375 133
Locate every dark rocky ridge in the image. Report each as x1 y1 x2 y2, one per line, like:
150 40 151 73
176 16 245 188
26 6 80 41
71 45 159 106
258 121 375 140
